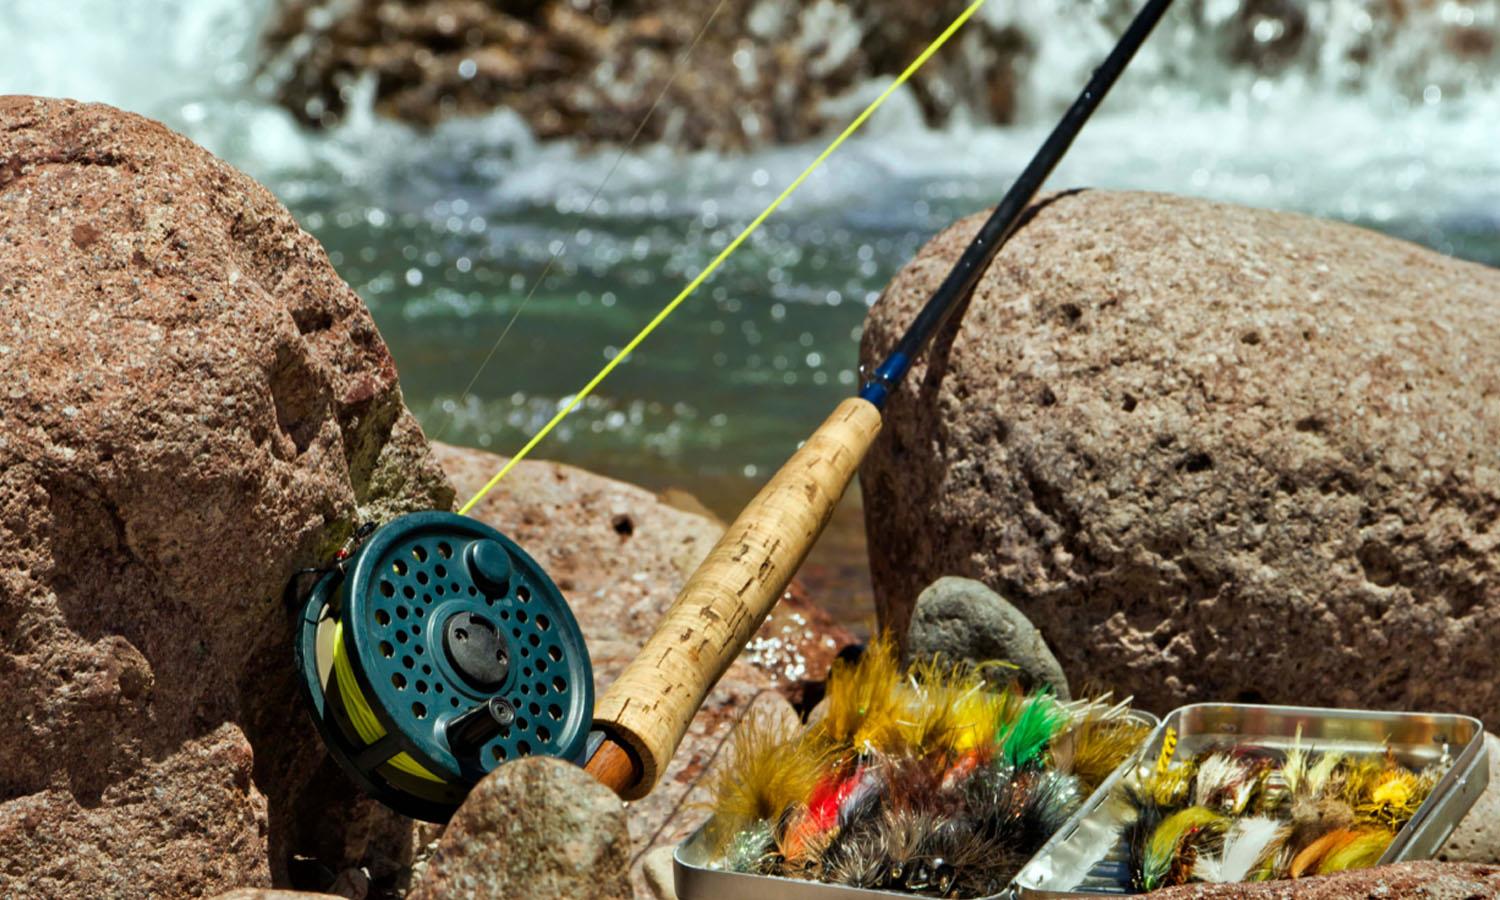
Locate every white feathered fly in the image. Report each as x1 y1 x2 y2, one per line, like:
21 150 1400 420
1193 816 1286 884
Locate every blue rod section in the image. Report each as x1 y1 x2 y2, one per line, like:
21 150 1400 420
859 0 1175 409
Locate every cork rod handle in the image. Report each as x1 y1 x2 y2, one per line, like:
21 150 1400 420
585 397 883 798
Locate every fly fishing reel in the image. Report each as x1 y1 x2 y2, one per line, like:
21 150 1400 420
295 511 594 821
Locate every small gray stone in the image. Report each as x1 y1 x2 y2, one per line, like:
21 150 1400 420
407 757 632 900
906 576 1071 700
1440 733 1500 864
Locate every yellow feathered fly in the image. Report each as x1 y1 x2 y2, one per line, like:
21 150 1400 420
704 705 829 856
809 632 903 756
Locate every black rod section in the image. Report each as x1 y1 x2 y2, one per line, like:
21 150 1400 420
859 0 1174 408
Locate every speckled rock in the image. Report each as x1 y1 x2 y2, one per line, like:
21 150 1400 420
434 443 852 895
907 576 1071 699
2 725 267 898
1440 733 1500 864
406 756 632 900
861 191 1500 725
1149 861 1500 898
0 96 452 897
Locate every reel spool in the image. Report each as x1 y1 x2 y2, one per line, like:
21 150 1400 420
295 511 594 821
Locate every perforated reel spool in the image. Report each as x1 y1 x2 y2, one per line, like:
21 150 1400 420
296 511 594 822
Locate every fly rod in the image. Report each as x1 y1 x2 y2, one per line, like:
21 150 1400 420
298 0 1001 823
293 0 1175 820
585 0 1177 799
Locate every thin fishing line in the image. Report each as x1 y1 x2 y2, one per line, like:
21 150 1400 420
435 0 729 445
459 0 990 514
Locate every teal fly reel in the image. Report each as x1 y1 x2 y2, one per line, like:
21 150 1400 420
295 511 594 821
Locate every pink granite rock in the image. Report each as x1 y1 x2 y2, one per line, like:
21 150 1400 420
0 96 452 897
861 190 1500 728
406 757 633 900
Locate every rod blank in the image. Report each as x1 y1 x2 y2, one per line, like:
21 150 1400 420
860 0 1176 408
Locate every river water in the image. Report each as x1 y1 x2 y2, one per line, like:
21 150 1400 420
5 0 1498 620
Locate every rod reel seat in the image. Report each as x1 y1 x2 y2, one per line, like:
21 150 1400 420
295 511 593 821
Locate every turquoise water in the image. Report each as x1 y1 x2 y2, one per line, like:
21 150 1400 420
286 115 1500 510
295 157 936 496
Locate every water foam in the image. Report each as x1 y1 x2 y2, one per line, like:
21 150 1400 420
3 0 1496 241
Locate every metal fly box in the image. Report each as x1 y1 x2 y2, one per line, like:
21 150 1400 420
673 711 1162 900
1011 703 1489 897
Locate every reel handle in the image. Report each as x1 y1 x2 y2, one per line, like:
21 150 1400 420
587 397 882 798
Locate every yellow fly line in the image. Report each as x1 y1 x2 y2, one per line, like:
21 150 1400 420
332 620 446 782
458 0 991 515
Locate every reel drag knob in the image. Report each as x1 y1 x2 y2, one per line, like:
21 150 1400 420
446 697 518 757
294 511 594 822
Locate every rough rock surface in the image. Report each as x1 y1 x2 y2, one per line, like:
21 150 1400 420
260 0 1028 148
1149 861 1500 898
861 191 1500 726
1440 733 1500 863
434 443 852 894
0 96 453 897
906 576 1070 699
407 756 632 900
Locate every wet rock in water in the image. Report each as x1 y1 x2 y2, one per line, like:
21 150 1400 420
1148 861 1500 898
259 0 1028 148
907 576 1071 700
261 0 1500 147
0 96 452 897
407 757 632 900
1440 733 1500 864
861 190 1500 727
435 443 853 895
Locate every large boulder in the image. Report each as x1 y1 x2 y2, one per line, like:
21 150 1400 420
0 96 453 897
861 191 1500 727
433 443 853 895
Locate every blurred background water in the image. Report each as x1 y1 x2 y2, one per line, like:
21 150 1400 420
4 0 1498 617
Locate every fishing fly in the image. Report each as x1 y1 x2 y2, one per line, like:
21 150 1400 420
696 635 1154 896
1117 728 1446 890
